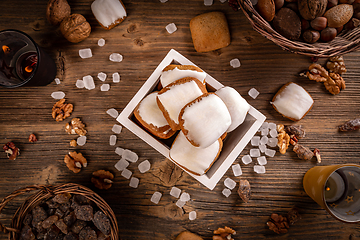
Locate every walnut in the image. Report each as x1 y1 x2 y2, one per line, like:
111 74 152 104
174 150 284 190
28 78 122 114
324 73 346 95
60 14 91 43
266 213 289 234
91 170 114 190
213 226 236 240
29 133 38 143
65 118 87 136
70 139 77 147
64 151 87 173
306 63 328 82
277 125 290 154
46 0 71 25
326 56 346 75
52 98 73 122
313 148 321 163
3 142 20 160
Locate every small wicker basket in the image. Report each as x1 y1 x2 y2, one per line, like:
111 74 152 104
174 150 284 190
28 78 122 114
238 0 360 57
0 183 119 240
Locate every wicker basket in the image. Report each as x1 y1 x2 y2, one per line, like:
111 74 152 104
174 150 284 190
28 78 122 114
238 0 360 57
0 183 119 240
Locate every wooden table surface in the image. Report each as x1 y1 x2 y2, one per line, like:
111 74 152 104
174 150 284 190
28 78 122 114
1 0 360 239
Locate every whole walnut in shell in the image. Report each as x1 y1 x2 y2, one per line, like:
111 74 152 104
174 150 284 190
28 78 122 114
46 0 71 25
298 0 327 20
60 14 91 43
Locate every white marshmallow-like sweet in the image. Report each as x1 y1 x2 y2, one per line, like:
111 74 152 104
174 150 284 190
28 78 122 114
137 92 170 128
160 66 207 87
215 86 250 132
91 0 127 29
169 131 222 176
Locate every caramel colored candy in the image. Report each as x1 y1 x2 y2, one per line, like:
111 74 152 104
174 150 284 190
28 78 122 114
324 4 354 28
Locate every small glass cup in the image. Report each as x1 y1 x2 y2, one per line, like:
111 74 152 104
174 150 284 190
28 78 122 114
303 164 360 223
0 29 56 88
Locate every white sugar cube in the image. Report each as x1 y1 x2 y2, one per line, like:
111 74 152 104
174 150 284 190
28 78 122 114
109 53 123 62
109 135 117 146
251 136 260 146
224 178 236 190
121 168 132 179
261 128 269 136
180 192 190 202
257 156 267 165
265 149 276 157
261 122 269 129
98 38 105 47
259 144 267 153
230 58 241 68
151 192 162 204
267 137 278 148
232 164 242 177
100 83 110 91
112 124 122 134
165 23 177 34
123 149 138 162
76 79 85 88
79 48 92 59
260 136 269 145
270 129 278 138
222 188 231 197
112 72 120 83
189 211 197 221
138 160 151 173
129 177 139 188
254 165 266 174
55 78 61 84
115 147 124 156
204 0 213 5
170 187 181 198
220 0 227 2
83 75 95 90
268 122 277 130
242 154 252 165
98 72 107 81
106 108 118 118
77 136 87 146
51 91 65 99
115 158 129 171
176 199 186 208
250 148 261 157
248 88 260 99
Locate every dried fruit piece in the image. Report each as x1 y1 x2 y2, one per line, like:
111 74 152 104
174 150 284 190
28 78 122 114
3 141 20 160
293 144 314 160
213 226 236 240
237 179 251 203
93 211 111 235
74 205 93 221
29 133 37 143
65 118 87 136
52 98 73 122
266 213 289 234
338 118 360 131
284 125 305 139
91 170 114 190
64 151 87 173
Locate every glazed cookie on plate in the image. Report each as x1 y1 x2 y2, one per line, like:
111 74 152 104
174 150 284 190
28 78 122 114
160 64 207 88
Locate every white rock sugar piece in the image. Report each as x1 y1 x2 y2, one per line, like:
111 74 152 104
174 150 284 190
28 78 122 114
176 199 186 208
115 147 124 156
55 78 61 85
129 177 139 188
109 53 123 62
254 165 266 174
222 188 231 198
100 84 110 92
76 79 85 88
250 148 261 157
51 91 65 99
248 88 260 99
106 108 118 118
151 192 162 204
230 58 241 68
98 38 105 47
121 168 132 179
257 156 267 166
189 211 197 221
260 136 269 145
270 129 278 138
224 178 237 190
268 122 277 130
109 135 117 146
261 122 269 130
97 72 107 81
122 149 138 162
232 164 242 177
170 187 181 198
112 124 122 134
160 0 168 2
204 0 213 5
115 158 129 171
112 72 120 83
220 0 227 2
77 136 87 146
165 23 177 34
79 48 92 59
138 160 151 173
180 192 191 202
267 137 278 148
259 143 267 153
83 75 95 90
242 154 252 165
265 149 276 157
261 128 269 136
251 136 260 146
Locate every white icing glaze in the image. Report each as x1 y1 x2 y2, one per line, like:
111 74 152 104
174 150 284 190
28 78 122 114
272 83 313 120
170 131 220 175
91 0 127 28
215 86 250 132
157 80 204 125
160 67 206 87
182 94 231 148
138 92 169 128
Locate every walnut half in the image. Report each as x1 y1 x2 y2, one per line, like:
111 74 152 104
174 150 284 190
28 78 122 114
64 151 87 173
65 118 87 136
52 99 73 122
91 170 114 190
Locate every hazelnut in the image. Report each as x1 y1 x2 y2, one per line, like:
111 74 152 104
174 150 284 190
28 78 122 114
60 14 91 43
285 2 298 12
321 27 337 42
274 0 285 10
46 0 71 25
303 29 320 43
327 0 338 8
301 19 310 31
310 17 327 30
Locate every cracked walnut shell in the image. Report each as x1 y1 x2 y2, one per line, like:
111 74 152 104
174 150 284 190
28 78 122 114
52 98 73 122
91 170 114 190
64 151 87 173
65 118 87 136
